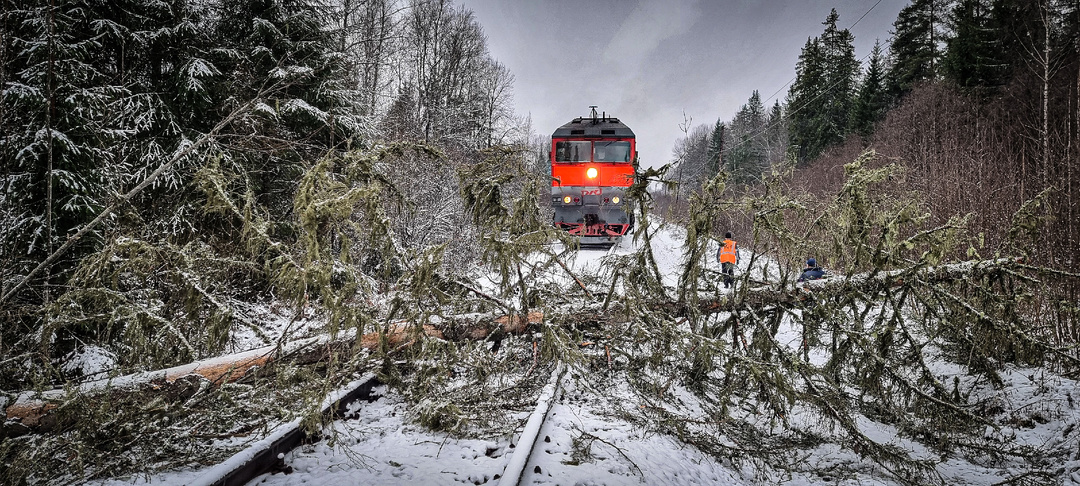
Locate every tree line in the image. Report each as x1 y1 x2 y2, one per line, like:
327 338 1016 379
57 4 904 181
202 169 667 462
670 1 1080 288
0 0 533 380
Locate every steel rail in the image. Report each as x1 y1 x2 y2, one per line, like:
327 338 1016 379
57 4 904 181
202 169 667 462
189 375 381 486
499 362 566 486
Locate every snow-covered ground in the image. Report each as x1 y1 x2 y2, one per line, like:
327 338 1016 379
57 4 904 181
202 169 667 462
248 376 755 486
100 221 1080 485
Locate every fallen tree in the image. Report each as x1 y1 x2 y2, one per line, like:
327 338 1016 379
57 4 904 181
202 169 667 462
6 149 1079 486
3 311 543 434
10 250 1076 485
690 258 1025 312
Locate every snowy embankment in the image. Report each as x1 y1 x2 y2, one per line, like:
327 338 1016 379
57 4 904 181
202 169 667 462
105 221 1079 486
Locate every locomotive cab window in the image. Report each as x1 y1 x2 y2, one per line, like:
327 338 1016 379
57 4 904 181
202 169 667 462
555 141 592 162
593 141 631 162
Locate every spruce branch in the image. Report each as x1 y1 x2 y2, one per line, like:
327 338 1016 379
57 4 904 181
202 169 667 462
2 94 263 306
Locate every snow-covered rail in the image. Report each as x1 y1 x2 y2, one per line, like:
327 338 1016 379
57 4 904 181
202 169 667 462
189 375 381 486
499 362 566 486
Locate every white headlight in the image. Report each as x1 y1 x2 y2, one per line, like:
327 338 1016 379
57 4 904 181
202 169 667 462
586 167 598 179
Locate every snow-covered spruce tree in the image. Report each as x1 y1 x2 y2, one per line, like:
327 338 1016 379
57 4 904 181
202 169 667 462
110 0 226 219
0 0 122 301
206 0 361 217
0 0 150 386
0 0 366 384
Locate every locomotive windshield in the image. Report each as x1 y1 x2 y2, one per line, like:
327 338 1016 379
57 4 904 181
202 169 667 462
593 141 631 162
555 140 631 163
555 141 591 162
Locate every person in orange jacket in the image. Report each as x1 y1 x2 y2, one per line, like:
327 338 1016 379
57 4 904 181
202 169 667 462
716 232 739 289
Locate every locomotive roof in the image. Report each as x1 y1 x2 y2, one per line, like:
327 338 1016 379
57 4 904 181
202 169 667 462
552 116 635 139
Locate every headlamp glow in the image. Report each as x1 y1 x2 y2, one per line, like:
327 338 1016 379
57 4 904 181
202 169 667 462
611 196 620 204
563 195 572 204
586 167 598 179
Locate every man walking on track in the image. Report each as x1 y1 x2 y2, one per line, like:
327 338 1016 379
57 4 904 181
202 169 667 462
717 232 739 289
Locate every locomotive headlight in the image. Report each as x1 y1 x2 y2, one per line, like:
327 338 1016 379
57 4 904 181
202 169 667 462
611 196 620 204
563 195 572 204
586 167 598 179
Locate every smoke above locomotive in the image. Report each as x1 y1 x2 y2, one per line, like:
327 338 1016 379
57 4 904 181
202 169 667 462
550 107 636 246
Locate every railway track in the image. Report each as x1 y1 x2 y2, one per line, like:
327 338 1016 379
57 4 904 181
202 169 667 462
177 342 613 486
168 336 708 486
186 364 573 486
499 362 567 486
187 374 382 486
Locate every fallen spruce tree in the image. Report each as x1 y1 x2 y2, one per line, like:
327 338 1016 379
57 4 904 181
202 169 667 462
574 156 1080 485
4 147 1078 485
3 311 544 434
7 255 1052 433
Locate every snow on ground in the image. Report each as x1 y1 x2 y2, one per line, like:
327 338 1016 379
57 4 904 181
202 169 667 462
537 220 757 292
521 375 746 486
245 375 752 486
225 301 324 353
102 221 1080 485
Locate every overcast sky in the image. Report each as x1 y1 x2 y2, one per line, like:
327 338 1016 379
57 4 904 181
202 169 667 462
460 0 909 168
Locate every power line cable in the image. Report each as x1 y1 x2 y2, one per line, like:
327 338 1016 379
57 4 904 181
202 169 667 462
850 0 885 30
711 2 898 167
761 0 891 108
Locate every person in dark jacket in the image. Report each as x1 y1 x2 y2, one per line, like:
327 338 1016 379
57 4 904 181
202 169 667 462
798 258 825 282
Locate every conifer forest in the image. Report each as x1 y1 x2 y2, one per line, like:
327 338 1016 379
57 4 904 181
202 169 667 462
2 1 1080 484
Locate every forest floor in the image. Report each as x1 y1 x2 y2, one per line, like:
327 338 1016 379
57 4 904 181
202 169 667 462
97 223 1080 486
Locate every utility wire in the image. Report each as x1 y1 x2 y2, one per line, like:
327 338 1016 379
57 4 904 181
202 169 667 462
762 0 889 108
850 0 886 30
716 1 897 163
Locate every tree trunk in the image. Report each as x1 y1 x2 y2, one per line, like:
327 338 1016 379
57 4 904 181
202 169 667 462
1042 2 1051 218
4 311 543 433
45 0 56 307
1 257 1045 434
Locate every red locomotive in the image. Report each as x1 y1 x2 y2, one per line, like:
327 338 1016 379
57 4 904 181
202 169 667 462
550 107 636 245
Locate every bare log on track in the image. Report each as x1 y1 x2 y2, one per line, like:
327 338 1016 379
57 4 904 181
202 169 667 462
4 311 544 433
